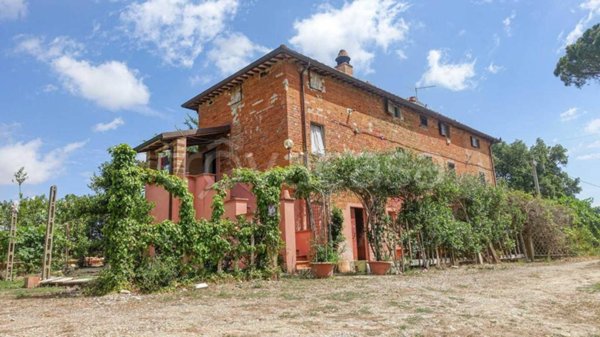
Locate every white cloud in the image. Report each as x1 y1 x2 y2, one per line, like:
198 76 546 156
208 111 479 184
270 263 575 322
418 49 476 91
289 0 410 73
560 107 584 122
503 11 516 36
93 117 125 132
0 139 86 185
16 36 150 111
486 62 503 74
577 153 600 160
395 49 407 60
584 118 600 134
207 33 269 75
564 20 586 46
120 0 239 68
562 0 600 47
0 0 27 21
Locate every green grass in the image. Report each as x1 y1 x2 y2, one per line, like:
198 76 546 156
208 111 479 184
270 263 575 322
580 282 600 293
326 291 361 302
0 279 23 290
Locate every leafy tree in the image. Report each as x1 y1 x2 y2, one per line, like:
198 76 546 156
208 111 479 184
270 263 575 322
555 23 600 87
493 138 581 198
12 167 28 200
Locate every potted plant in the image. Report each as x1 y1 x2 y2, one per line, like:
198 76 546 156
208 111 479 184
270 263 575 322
367 213 394 275
310 241 339 278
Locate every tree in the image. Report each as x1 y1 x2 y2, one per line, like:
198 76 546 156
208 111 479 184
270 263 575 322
183 113 198 129
493 138 581 198
554 23 600 87
12 167 28 199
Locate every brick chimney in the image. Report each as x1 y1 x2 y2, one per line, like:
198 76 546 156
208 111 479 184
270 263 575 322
335 49 353 76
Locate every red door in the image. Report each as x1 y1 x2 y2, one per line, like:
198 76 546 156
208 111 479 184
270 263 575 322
351 208 367 260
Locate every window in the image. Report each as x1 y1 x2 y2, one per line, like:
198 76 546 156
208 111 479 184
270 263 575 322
309 71 324 91
386 100 402 119
230 85 242 104
158 150 171 172
439 122 450 137
310 123 325 155
447 161 456 171
470 136 480 148
420 115 428 127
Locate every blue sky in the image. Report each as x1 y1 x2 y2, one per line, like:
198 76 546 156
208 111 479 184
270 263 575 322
1 0 599 204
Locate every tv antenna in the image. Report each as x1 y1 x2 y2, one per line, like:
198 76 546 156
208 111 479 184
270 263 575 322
414 85 436 100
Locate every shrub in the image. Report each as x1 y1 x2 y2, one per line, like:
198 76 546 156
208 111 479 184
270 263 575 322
134 257 180 293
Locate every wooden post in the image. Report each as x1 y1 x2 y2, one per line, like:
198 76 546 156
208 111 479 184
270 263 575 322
42 185 57 280
4 203 18 281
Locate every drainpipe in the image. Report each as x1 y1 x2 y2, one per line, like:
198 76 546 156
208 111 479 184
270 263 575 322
489 141 498 186
298 62 310 166
297 62 315 233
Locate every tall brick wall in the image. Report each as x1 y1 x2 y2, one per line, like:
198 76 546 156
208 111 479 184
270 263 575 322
197 61 291 173
284 60 495 181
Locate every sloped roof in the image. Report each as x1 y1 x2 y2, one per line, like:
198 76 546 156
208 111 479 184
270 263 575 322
134 124 230 152
182 45 499 142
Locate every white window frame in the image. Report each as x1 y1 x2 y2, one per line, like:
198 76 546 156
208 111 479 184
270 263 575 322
310 123 325 155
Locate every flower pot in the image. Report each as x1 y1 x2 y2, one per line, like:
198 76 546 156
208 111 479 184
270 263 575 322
355 260 368 274
337 260 354 274
368 261 392 275
310 262 335 278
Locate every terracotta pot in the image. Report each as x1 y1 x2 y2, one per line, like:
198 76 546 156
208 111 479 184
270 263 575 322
355 260 368 274
337 260 354 273
310 262 335 278
368 261 392 275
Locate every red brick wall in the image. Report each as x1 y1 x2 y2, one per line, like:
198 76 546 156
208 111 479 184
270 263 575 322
284 62 495 181
197 61 291 172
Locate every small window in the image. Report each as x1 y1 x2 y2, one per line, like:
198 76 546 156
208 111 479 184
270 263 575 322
439 122 450 137
158 150 172 172
309 71 324 91
479 172 486 183
470 136 480 148
420 115 428 127
310 123 325 155
230 85 242 104
447 161 456 171
387 100 402 119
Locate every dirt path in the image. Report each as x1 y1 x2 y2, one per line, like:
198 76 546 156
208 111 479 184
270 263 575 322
1 259 599 337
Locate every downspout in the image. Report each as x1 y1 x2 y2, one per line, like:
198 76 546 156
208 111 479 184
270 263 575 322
489 141 498 186
298 62 310 166
298 62 315 233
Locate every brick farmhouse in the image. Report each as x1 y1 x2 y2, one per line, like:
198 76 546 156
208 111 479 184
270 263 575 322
134 45 498 272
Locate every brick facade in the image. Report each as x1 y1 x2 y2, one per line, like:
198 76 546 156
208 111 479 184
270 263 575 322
182 46 498 264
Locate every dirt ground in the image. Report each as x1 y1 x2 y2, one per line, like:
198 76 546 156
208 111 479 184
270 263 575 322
1 259 599 337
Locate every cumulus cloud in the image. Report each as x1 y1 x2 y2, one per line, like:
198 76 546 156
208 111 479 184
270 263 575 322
584 118 600 134
560 107 584 122
15 36 150 111
0 139 86 185
562 0 600 47
93 117 125 132
289 0 410 73
0 0 27 21
418 49 476 91
207 33 269 75
120 0 239 68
